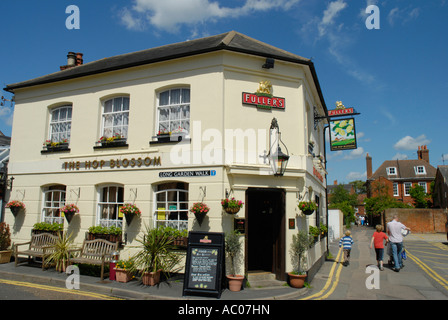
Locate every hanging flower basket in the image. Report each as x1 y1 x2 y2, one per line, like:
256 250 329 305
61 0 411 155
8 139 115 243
221 198 244 215
120 203 141 226
298 201 317 216
190 202 210 226
60 204 79 223
6 201 25 217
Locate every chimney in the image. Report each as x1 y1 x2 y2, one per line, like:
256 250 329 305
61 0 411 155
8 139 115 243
60 52 83 71
334 180 338 185
417 145 429 163
366 153 372 179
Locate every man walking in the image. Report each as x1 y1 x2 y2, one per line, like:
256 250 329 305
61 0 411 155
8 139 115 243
387 215 411 272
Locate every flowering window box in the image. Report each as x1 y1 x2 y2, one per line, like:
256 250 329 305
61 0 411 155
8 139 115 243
94 136 128 149
41 141 70 153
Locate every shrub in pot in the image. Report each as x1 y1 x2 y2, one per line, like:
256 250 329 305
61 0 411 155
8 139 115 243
47 232 75 272
288 230 314 288
130 226 182 286
0 223 12 264
225 230 244 292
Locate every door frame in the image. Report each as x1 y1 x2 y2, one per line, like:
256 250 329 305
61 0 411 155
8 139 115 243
245 187 286 280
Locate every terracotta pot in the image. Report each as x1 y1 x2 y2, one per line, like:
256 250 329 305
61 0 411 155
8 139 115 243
226 275 244 292
142 270 162 286
288 272 306 288
115 268 133 283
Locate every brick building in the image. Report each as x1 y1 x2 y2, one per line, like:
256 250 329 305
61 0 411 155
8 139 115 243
366 146 436 205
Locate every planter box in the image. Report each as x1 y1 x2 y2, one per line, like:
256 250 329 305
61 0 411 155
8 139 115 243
95 138 128 149
31 229 63 237
42 143 70 153
142 270 162 286
86 232 122 245
115 268 133 283
0 250 12 264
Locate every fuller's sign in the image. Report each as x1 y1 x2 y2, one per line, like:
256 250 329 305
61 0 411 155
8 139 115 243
242 80 285 110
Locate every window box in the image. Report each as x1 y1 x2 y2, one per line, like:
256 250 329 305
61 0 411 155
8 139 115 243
86 232 122 246
150 133 187 145
42 142 70 154
94 138 128 149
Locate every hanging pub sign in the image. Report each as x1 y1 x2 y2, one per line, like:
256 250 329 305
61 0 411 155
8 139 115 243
183 232 225 299
242 80 285 110
329 117 357 151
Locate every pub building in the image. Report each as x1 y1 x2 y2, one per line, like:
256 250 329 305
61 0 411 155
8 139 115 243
4 31 329 282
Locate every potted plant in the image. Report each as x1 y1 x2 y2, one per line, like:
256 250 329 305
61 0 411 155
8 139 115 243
97 134 126 147
0 223 12 264
131 226 182 286
288 230 314 288
225 230 244 292
60 204 79 223
298 201 317 216
319 225 328 238
221 198 244 215
190 202 210 227
6 200 25 217
32 222 64 236
47 232 75 272
115 258 135 283
43 139 69 152
309 225 320 242
119 203 141 226
159 226 188 249
87 225 122 244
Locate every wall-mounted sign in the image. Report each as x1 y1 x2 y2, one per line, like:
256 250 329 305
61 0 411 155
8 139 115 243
234 218 246 235
159 170 216 178
183 232 225 299
328 101 355 117
242 81 285 110
63 156 161 171
329 118 357 151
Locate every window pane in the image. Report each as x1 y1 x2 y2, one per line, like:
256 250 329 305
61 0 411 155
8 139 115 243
113 98 122 112
159 107 169 122
104 100 113 113
171 89 181 104
59 108 67 121
160 91 170 106
182 89 190 103
122 97 129 111
51 109 59 122
67 108 72 120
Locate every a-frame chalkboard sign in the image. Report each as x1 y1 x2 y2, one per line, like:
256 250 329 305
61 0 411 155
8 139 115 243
182 231 225 299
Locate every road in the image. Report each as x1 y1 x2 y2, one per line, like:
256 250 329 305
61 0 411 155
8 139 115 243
301 227 448 300
0 278 123 300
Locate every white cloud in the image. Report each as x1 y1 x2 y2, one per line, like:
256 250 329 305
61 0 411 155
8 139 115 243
120 0 301 32
392 153 408 160
346 171 366 181
393 135 431 151
343 146 365 160
388 6 420 26
318 0 347 36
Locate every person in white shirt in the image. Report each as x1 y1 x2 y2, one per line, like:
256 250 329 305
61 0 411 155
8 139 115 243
387 215 411 272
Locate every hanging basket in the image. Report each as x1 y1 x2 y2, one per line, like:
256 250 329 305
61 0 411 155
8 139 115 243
10 207 21 217
124 213 135 226
194 211 207 226
64 211 76 223
301 209 315 216
224 207 240 215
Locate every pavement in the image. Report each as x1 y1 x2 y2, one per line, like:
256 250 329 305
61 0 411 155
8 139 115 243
1 226 447 301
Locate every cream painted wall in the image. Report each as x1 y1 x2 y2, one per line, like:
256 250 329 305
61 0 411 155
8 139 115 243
6 50 327 275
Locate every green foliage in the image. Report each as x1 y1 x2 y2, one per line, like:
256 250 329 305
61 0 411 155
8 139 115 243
309 226 320 238
225 230 242 276
409 184 431 208
157 226 188 238
329 185 358 226
46 233 75 271
33 222 63 232
290 230 314 274
0 223 11 251
88 225 122 235
365 196 408 217
131 226 182 277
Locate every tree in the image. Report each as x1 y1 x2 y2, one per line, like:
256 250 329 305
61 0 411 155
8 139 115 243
365 181 408 218
329 185 358 227
409 184 431 208
349 180 367 194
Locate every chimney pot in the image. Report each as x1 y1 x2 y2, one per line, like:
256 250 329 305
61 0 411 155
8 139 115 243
366 153 373 180
75 52 83 66
67 52 76 67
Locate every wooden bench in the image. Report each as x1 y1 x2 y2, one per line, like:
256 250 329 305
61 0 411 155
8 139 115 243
68 239 119 280
14 233 58 270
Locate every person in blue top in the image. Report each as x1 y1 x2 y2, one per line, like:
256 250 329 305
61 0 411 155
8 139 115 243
339 230 354 266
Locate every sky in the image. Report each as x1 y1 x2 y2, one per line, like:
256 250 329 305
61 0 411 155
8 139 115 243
0 0 447 186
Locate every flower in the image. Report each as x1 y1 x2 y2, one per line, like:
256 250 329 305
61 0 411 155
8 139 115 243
190 202 210 215
298 201 317 212
98 134 123 143
44 139 68 147
221 198 244 210
119 203 141 216
6 201 25 209
60 204 79 214
115 258 134 270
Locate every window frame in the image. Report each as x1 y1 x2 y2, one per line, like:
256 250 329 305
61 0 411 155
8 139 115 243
97 185 124 228
404 182 412 196
156 88 190 137
418 182 427 193
414 166 426 175
49 105 72 144
386 167 397 175
393 183 399 196
101 96 130 140
42 185 66 224
154 183 189 231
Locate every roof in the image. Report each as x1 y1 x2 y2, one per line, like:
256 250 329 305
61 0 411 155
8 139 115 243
436 165 448 183
4 31 327 113
369 159 437 181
